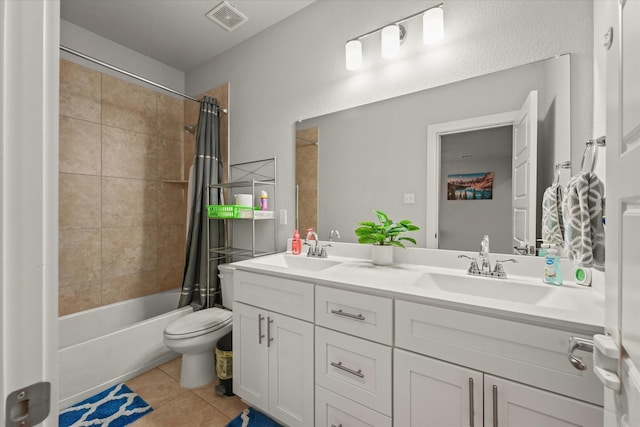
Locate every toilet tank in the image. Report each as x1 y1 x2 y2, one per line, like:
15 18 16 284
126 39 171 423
217 264 235 310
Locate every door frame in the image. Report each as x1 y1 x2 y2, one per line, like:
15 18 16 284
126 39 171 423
0 0 60 424
426 111 518 249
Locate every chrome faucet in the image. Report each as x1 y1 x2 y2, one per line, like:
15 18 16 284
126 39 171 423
479 234 491 274
329 229 341 242
458 234 518 279
304 230 330 258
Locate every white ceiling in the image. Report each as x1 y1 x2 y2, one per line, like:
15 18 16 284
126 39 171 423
60 0 315 72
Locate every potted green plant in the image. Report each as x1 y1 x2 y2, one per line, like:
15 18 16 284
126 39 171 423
355 210 420 265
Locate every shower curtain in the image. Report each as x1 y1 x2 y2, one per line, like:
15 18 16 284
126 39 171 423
179 96 224 309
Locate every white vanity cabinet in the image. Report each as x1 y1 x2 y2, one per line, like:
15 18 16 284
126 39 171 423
394 349 602 427
315 286 393 427
233 271 314 427
394 300 603 427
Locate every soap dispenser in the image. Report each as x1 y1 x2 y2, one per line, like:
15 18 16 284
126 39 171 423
291 230 302 255
543 244 562 286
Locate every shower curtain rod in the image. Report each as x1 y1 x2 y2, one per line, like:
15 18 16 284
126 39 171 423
60 45 227 113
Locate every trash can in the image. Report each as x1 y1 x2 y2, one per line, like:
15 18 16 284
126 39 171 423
215 331 233 396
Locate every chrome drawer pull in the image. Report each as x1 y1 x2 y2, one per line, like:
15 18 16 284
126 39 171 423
469 377 474 427
493 385 498 427
331 425 343 427
330 361 364 379
330 309 365 321
258 314 265 344
267 316 274 348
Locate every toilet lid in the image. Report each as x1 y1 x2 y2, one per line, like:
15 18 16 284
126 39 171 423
165 308 232 339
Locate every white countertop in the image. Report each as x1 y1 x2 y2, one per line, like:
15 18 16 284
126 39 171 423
231 244 605 335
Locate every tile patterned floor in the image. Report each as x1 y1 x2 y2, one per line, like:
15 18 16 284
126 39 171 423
128 357 247 427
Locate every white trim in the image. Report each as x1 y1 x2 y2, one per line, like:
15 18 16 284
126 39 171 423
426 111 518 249
1 0 59 423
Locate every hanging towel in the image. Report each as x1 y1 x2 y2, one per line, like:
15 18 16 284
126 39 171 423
541 183 565 246
562 172 605 268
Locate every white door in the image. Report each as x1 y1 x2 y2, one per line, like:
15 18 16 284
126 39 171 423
512 90 538 254
233 302 269 411
484 375 602 427
393 349 483 427
0 1 59 425
268 312 314 427
598 1 640 426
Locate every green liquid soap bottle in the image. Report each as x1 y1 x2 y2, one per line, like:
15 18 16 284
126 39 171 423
543 244 562 286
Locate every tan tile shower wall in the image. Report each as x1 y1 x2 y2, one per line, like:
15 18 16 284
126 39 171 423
296 127 318 233
59 60 186 316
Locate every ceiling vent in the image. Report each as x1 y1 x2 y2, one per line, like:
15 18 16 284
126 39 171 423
206 1 249 32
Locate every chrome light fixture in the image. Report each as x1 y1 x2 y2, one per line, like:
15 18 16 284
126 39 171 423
345 39 363 70
423 6 444 44
345 3 444 70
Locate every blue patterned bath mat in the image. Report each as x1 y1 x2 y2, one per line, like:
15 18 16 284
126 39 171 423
59 383 152 427
226 407 284 427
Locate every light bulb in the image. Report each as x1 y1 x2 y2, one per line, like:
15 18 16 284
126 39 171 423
381 25 400 59
423 7 444 45
345 40 362 70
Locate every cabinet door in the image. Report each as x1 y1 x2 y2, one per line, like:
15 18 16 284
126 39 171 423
233 302 269 411
268 311 314 427
394 349 483 427
484 374 603 427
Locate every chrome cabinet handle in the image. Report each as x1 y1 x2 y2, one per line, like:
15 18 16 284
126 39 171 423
258 314 265 344
493 385 498 427
267 316 274 348
568 336 594 371
331 425 343 427
330 361 364 379
469 378 474 427
330 309 365 321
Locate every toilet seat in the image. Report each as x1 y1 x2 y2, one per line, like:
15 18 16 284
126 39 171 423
164 308 232 339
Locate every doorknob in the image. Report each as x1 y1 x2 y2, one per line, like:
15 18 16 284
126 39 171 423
568 336 594 370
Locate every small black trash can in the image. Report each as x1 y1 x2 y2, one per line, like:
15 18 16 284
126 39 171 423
215 331 233 396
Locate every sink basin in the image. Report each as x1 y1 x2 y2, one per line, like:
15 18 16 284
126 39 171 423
251 254 341 272
412 271 553 305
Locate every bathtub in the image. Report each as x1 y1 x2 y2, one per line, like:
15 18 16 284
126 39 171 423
58 289 192 408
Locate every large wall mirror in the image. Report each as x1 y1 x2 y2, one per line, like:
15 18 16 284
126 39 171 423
296 55 573 256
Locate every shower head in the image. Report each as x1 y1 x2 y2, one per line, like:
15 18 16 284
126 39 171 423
184 124 196 134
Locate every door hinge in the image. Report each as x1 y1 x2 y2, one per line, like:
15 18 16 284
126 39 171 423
5 381 51 426
593 334 621 392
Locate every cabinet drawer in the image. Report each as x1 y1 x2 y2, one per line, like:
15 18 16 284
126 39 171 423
234 270 314 321
395 300 604 406
316 385 391 427
315 326 392 416
316 286 392 345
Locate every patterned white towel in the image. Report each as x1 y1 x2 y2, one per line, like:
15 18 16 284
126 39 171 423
542 183 565 246
562 172 605 268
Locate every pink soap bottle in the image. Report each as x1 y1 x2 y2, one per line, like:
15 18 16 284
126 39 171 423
292 230 302 255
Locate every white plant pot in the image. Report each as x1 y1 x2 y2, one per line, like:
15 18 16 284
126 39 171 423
371 245 393 266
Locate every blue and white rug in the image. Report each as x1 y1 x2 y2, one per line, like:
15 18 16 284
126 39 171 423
59 383 152 427
226 408 284 427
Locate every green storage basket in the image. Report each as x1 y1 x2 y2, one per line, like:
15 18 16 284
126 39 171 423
207 205 254 219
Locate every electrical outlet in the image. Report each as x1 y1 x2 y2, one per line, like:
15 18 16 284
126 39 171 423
279 209 287 225
403 193 415 204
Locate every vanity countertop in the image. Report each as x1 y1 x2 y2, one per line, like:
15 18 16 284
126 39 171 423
231 246 605 335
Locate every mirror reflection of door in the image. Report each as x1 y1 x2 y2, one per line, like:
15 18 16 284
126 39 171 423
439 126 513 253
296 127 318 233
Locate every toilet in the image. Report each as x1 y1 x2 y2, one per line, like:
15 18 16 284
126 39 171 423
163 264 235 388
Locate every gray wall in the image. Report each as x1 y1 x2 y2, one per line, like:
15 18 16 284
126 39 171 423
439 127 512 253
186 0 594 250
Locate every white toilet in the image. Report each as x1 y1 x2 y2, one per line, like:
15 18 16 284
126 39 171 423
163 264 235 388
